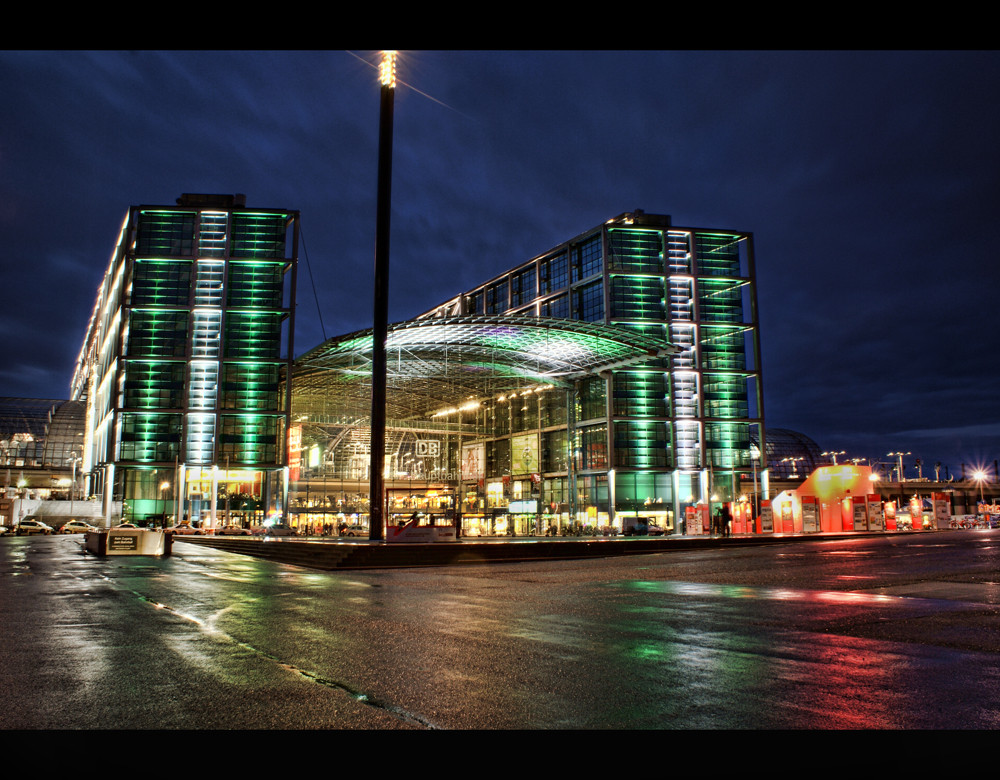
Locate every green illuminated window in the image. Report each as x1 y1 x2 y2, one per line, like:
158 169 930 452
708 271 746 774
695 233 741 277
227 261 284 308
610 276 665 321
612 372 666 417
220 363 281 411
614 472 673 513
613 421 669 468
699 326 747 371
126 311 188 357
218 414 279 464
224 312 284 359
698 279 744 324
119 412 182 462
230 213 287 258
122 362 185 409
703 374 749 419
137 211 195 257
705 422 752 468
608 229 663 273
131 261 192 307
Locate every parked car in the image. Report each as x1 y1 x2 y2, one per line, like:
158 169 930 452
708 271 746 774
113 522 139 529
60 519 98 534
217 524 252 536
647 523 665 536
166 522 198 535
16 519 54 535
263 523 297 537
340 524 367 537
623 516 651 536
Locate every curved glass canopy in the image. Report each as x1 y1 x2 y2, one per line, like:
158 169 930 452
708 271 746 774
293 315 675 421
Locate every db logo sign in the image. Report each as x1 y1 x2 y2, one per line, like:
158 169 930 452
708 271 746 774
416 440 440 457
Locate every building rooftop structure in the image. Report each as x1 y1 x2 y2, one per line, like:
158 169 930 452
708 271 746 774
294 315 674 420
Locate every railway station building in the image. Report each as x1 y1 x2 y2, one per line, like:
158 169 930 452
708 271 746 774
73 199 765 535
290 209 766 536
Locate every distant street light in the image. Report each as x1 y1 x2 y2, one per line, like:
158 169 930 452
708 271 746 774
821 450 846 465
780 456 804 478
887 451 911 482
972 469 988 504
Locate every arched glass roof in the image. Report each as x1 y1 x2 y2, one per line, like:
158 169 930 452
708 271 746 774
294 316 675 421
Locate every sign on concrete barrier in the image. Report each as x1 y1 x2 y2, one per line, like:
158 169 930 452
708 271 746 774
85 529 171 556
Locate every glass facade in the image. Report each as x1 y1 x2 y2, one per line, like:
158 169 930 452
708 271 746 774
72 195 298 525
420 210 765 534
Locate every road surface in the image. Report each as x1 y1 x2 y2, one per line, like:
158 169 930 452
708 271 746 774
3 531 1000 729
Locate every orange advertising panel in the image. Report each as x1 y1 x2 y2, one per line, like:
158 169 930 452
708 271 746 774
288 424 302 482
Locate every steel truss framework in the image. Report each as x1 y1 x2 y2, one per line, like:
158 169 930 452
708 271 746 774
292 315 675 424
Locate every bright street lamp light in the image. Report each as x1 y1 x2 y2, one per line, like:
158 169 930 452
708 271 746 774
972 469 988 503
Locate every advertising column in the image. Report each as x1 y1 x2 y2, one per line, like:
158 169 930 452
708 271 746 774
759 500 773 533
867 494 884 531
932 492 952 529
909 496 924 530
684 505 701 535
884 501 897 531
852 495 869 531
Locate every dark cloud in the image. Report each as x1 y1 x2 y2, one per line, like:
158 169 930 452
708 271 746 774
2 50 998 474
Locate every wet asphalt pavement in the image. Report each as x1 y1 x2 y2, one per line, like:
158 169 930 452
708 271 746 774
3 530 1000 729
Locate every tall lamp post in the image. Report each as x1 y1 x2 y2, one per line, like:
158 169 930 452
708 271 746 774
369 50 397 542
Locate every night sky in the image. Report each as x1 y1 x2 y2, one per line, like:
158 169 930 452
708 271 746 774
2 51 998 478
